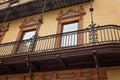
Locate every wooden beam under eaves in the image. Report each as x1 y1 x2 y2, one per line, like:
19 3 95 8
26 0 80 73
0 60 15 73
1 65 15 73
56 55 67 69
30 62 39 71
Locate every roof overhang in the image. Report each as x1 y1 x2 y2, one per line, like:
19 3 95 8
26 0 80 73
0 0 91 23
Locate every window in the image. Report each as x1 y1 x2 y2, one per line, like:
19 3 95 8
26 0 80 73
9 0 19 7
62 22 78 33
22 30 36 40
17 19 41 41
56 6 86 48
12 19 43 54
61 22 78 47
17 29 36 53
17 30 36 53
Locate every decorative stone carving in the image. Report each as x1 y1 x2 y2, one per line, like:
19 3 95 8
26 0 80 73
57 5 86 20
20 19 40 28
0 26 8 31
0 23 9 32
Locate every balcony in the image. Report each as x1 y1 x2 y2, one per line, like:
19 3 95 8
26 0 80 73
0 0 34 10
0 25 120 75
0 0 90 23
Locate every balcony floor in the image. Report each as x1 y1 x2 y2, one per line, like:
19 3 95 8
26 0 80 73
0 43 120 75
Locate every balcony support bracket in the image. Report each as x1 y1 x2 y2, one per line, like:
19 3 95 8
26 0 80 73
92 50 100 80
56 55 67 69
0 60 15 73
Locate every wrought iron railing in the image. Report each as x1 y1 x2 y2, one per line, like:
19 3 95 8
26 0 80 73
0 25 120 56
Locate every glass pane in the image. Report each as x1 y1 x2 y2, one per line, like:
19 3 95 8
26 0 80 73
22 31 36 40
61 22 78 47
62 22 78 33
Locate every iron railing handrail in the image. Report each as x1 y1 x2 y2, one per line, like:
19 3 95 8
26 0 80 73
0 38 32 46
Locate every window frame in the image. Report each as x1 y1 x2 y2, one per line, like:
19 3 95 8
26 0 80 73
16 19 42 41
61 21 79 47
0 32 5 43
56 16 83 34
12 19 43 54
55 6 86 48
15 24 38 54
21 30 36 40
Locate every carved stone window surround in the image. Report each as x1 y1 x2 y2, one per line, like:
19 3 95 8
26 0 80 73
55 6 86 48
12 19 43 54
